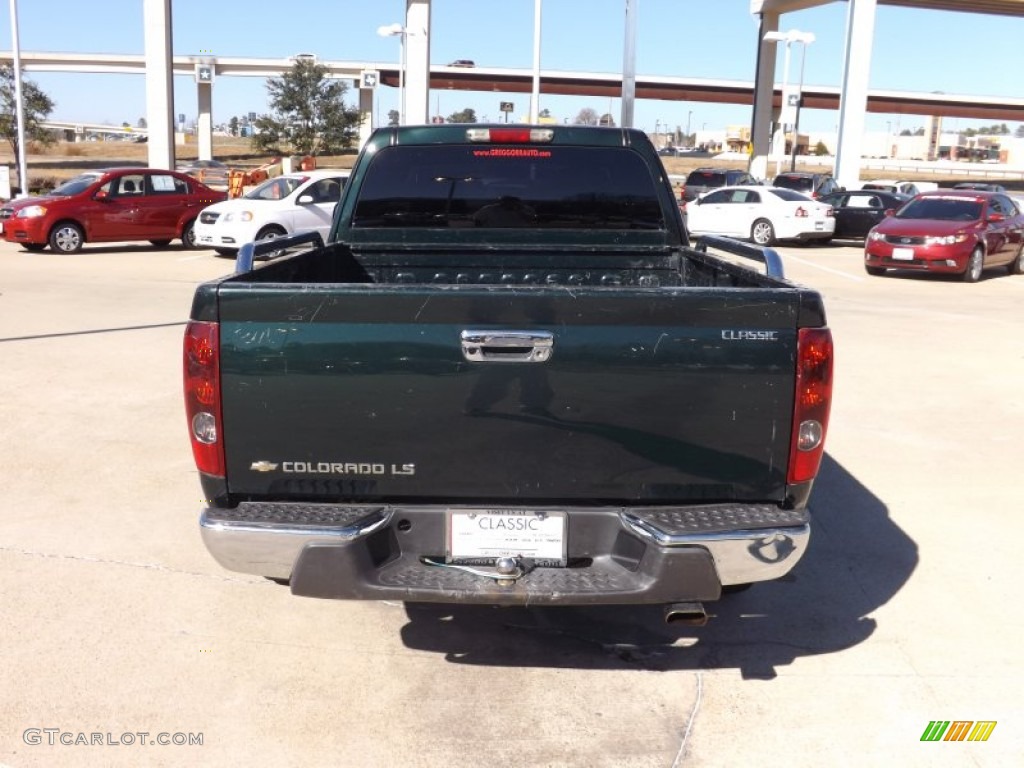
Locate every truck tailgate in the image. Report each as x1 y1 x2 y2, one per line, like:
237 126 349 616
217 284 801 503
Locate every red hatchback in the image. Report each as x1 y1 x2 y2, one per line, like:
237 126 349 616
2 168 226 253
864 190 1024 282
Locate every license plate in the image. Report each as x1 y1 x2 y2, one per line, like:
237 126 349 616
447 509 567 567
892 247 914 260
198 235 213 244
815 221 825 230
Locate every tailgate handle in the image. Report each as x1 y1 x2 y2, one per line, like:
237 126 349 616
460 330 553 363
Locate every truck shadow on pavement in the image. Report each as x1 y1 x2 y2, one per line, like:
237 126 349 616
399 454 918 679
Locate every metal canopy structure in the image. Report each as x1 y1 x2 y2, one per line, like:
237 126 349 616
750 0 1024 188
5 52 1022 122
753 0 1024 16
4 0 1022 176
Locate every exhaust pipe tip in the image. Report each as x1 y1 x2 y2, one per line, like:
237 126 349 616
664 601 707 626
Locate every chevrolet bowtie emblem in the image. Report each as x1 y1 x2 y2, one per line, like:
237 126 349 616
250 461 279 472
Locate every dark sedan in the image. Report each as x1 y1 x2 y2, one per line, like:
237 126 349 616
819 189 909 240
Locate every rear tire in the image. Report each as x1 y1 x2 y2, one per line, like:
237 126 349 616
751 218 775 246
22 243 46 252
962 246 983 283
214 248 236 258
181 219 198 249
149 239 171 247
1009 242 1024 275
48 222 84 254
865 265 886 276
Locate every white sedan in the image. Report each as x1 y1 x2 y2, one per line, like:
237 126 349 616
685 185 835 246
194 169 350 257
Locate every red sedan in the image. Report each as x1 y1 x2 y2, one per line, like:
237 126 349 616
864 190 1024 282
2 167 225 253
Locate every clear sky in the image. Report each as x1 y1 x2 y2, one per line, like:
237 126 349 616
2 0 1022 137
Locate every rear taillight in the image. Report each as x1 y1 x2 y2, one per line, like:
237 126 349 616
794 206 809 218
184 321 225 478
825 206 835 217
788 328 833 484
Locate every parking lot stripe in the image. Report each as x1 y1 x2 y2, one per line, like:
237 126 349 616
783 253 865 282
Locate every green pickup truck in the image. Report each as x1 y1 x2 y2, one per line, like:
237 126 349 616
184 125 833 623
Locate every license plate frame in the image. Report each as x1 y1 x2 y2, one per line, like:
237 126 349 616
446 509 567 567
892 246 915 261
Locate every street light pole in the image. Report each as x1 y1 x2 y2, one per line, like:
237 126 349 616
399 31 406 125
377 23 406 124
789 34 813 172
8 0 29 197
775 39 792 176
530 0 542 122
763 29 814 176
686 110 692 147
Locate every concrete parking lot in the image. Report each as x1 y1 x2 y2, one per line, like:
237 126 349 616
1 238 1021 767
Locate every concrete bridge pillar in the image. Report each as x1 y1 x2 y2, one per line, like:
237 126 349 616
142 0 175 169
197 80 212 161
834 0 878 189
750 10 780 181
403 0 431 124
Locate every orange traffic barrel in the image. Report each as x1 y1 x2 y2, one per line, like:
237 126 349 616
228 170 246 198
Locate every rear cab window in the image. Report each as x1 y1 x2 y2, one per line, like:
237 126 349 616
351 145 666 230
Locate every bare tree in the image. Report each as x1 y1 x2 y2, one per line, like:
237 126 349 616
574 108 599 126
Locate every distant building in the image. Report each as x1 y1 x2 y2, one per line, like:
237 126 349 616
802 129 1022 165
725 125 750 153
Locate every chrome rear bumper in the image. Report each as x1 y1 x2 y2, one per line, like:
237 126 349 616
200 502 810 601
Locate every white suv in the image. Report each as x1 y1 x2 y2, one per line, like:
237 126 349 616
194 169 350 257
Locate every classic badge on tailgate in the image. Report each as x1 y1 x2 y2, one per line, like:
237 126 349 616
447 509 567 567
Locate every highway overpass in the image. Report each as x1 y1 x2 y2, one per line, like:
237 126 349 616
5 51 1023 124
4 0 1023 188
